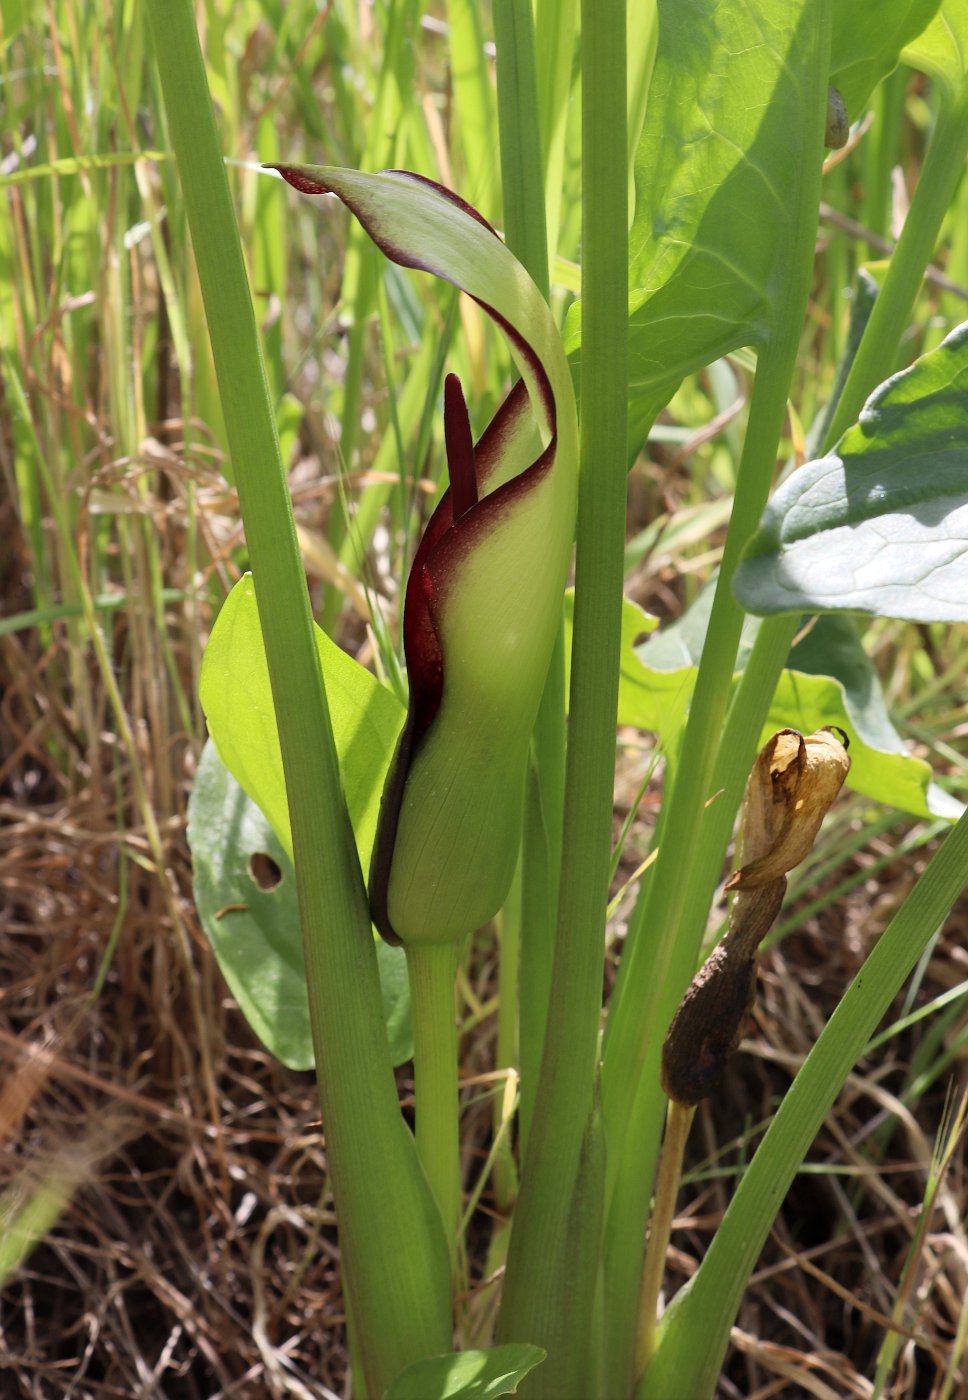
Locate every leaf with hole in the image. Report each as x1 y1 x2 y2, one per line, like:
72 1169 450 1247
200 572 405 867
188 740 413 1071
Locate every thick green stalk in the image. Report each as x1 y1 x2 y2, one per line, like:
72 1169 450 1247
600 342 817 1192
407 943 461 1272
642 806 968 1399
494 0 566 1150
598 342 807 1395
144 3 451 1391
601 0 831 1179
496 2 627 1388
826 79 968 445
517 763 556 1147
494 0 552 298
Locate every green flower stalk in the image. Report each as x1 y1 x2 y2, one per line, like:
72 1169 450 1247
274 166 579 945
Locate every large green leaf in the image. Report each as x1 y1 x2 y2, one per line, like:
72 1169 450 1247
733 323 968 624
199 573 405 865
188 740 413 1070
617 584 960 819
902 0 968 104
565 0 825 449
383 1346 546 1400
830 0 941 117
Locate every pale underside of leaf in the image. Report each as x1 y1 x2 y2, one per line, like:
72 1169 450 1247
734 322 968 624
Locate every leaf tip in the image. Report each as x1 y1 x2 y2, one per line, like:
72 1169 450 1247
265 163 333 196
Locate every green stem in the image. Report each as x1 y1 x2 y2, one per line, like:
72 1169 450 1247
492 866 521 1213
494 0 551 299
407 942 461 1273
493 0 566 1151
600 335 815 1197
144 3 451 1391
826 80 968 446
598 335 805 1394
496 1 627 1386
634 1101 695 1383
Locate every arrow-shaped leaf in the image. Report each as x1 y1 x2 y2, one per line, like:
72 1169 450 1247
734 322 968 623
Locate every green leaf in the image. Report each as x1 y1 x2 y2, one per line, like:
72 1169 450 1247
566 0 826 449
734 323 968 625
830 0 941 117
772 616 962 820
562 587 659 718
618 584 959 820
188 740 413 1070
199 573 405 866
902 0 968 105
383 1345 546 1400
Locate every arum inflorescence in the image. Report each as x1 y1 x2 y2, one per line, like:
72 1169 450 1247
272 166 579 947
662 726 851 1106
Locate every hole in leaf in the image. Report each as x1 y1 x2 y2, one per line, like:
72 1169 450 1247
248 852 282 891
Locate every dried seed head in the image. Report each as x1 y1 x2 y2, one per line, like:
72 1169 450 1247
661 881 786 1106
726 727 850 892
661 727 851 1107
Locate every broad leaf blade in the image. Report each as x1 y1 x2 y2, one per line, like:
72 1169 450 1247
562 589 658 714
383 1345 546 1400
830 0 941 117
734 323 968 624
566 0 825 449
902 0 968 105
617 585 959 819
188 740 413 1069
200 573 405 865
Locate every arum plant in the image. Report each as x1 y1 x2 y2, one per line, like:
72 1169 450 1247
273 167 577 1262
150 0 968 1394
184 154 578 1301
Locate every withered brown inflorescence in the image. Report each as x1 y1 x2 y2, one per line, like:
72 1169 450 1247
661 728 851 1107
